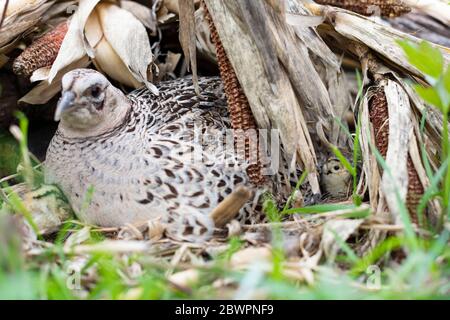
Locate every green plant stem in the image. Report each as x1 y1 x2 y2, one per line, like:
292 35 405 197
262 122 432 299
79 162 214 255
442 111 450 220
15 113 34 187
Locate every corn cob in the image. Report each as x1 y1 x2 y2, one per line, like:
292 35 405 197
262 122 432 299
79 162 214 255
202 2 265 185
315 0 411 17
370 87 423 222
13 21 68 77
370 88 390 158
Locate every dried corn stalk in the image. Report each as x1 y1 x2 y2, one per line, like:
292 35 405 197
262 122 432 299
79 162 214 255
287 0 352 149
380 80 415 224
389 12 450 47
304 1 450 80
353 44 439 228
0 0 55 49
402 0 450 25
315 0 411 17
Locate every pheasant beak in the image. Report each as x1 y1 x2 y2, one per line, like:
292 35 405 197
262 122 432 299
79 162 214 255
55 91 76 121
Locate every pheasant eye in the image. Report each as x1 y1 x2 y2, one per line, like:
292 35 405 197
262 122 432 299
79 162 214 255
334 165 340 171
90 86 101 98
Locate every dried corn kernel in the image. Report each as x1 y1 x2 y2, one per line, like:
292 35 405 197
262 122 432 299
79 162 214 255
13 21 68 77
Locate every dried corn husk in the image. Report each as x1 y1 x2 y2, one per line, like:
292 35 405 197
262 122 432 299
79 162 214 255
120 0 157 33
402 0 450 25
0 0 55 49
380 80 413 224
163 0 200 15
203 3 264 184
20 56 90 104
304 1 450 81
203 0 355 194
353 43 441 232
315 0 411 17
194 5 216 62
164 0 181 14
178 0 199 94
322 218 363 262
287 0 352 149
388 10 450 47
154 51 181 81
21 0 157 104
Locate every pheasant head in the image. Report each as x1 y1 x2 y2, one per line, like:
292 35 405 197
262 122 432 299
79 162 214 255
55 69 130 137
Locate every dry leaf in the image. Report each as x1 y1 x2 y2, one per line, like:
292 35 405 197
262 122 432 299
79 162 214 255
381 80 413 225
30 66 50 82
168 269 200 287
155 51 181 80
321 219 363 261
120 0 157 33
20 56 89 104
47 0 157 94
178 0 199 94
148 218 165 241
0 0 55 48
157 5 176 24
48 0 98 82
402 0 450 25
230 247 272 269
95 2 157 93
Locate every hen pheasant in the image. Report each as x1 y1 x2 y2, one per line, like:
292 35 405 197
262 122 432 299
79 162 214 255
43 69 355 241
44 69 306 241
